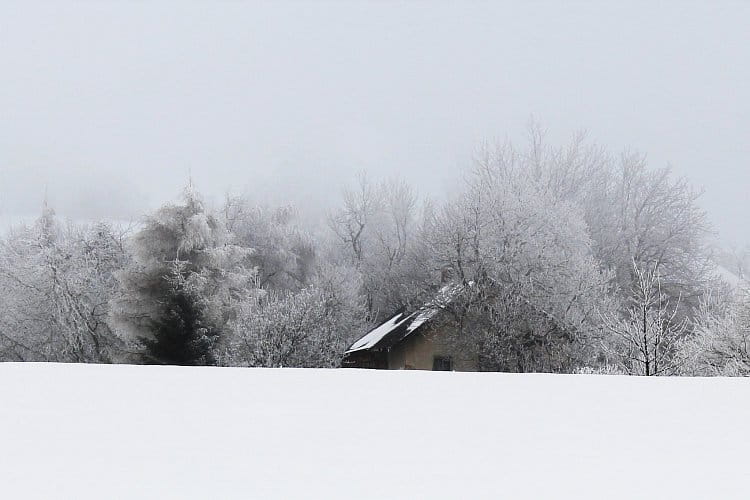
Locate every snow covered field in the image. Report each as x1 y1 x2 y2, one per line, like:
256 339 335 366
1 363 749 499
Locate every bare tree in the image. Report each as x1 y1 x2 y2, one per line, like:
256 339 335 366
602 261 687 375
328 171 380 265
373 178 416 269
328 173 426 319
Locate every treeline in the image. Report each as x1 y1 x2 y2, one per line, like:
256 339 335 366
1 130 748 375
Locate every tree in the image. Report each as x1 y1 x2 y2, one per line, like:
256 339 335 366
592 154 714 319
328 171 380 266
509 125 715 324
422 149 615 372
223 196 316 291
601 261 687 376
145 280 216 366
329 174 428 320
0 207 127 362
677 287 750 376
225 263 368 367
110 186 256 365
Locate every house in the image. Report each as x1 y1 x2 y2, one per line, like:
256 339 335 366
342 283 479 371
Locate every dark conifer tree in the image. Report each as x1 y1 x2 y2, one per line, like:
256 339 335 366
145 290 218 365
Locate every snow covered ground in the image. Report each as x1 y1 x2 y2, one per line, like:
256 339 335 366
1 363 749 499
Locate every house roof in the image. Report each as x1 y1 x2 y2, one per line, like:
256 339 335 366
345 283 465 354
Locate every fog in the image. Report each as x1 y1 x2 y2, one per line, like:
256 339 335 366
1 2 748 244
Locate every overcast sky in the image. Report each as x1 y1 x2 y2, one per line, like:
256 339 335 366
1 2 748 245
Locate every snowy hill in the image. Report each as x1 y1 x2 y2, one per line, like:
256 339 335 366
2 363 749 499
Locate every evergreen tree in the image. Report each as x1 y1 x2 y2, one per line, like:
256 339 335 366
146 289 218 366
110 185 256 365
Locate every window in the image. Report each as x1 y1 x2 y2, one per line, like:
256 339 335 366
432 356 452 371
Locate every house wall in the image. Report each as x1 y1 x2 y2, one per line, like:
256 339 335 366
387 326 478 371
341 350 388 369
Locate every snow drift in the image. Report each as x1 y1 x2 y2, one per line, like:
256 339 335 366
1 363 748 499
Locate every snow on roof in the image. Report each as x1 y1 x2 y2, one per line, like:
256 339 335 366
346 312 412 353
346 282 468 353
404 307 439 335
404 283 463 335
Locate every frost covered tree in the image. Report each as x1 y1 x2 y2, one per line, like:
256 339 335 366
509 126 714 323
223 196 316 291
601 261 687 376
677 288 750 376
329 174 430 319
359 178 426 317
0 206 127 362
110 186 257 365
422 149 615 372
328 171 380 266
591 154 714 320
225 263 368 367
